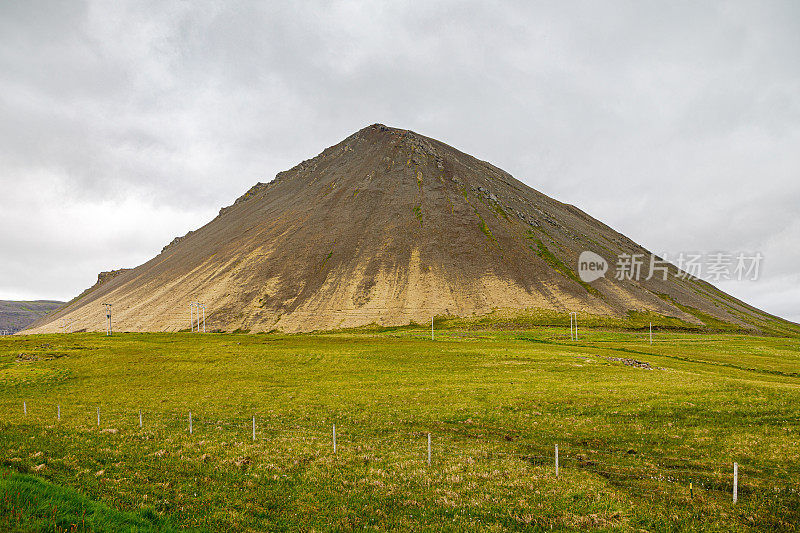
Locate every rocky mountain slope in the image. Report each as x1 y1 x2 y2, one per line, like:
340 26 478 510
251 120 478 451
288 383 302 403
1 300 63 334
23 124 796 334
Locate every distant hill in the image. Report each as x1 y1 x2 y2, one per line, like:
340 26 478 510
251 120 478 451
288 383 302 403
0 300 63 334
22 124 799 334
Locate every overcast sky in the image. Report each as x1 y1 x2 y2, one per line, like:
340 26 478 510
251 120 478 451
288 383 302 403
1 1 798 322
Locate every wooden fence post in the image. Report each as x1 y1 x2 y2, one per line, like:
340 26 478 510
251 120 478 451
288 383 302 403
427 433 432 466
555 444 559 478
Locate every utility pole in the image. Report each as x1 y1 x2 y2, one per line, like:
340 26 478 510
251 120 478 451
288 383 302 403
191 302 205 333
103 303 112 336
570 312 578 341
574 313 578 340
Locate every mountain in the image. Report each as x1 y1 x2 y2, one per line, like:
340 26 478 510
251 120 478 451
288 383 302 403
22 124 797 335
0 300 64 334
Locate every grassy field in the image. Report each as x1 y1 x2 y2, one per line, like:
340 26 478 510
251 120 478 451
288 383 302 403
1 327 799 531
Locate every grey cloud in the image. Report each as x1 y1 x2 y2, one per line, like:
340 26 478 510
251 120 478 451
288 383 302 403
0 0 797 321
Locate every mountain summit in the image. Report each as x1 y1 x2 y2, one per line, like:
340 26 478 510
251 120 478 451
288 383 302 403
26 124 793 333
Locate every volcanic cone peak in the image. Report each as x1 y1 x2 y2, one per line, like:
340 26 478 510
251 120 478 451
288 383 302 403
24 124 796 334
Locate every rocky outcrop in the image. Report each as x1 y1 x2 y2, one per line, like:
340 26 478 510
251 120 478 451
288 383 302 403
97 269 131 284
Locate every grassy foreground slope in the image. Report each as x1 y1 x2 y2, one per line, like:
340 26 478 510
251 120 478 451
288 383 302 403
0 329 798 531
0 467 176 532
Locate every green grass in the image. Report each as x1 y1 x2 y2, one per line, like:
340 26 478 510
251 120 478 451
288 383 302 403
527 234 600 296
413 204 423 225
320 248 335 270
478 196 509 221
474 209 497 244
656 292 741 332
433 306 797 335
1 328 799 531
0 467 175 532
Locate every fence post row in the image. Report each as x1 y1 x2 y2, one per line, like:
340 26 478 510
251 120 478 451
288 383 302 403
13 403 757 503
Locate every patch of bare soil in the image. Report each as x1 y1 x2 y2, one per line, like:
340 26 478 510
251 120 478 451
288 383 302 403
603 356 662 370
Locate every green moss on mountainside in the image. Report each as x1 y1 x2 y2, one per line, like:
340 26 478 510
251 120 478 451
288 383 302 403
527 234 600 296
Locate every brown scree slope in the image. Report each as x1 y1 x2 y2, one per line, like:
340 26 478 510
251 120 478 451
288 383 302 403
24 124 794 334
